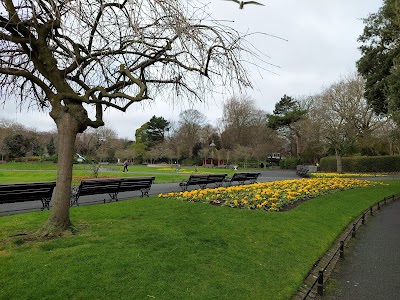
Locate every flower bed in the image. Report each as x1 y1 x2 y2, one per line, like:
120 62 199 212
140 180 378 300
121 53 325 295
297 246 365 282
159 178 382 212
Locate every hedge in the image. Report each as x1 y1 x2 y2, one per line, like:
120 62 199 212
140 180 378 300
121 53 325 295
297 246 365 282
320 155 400 173
279 157 299 169
14 156 41 162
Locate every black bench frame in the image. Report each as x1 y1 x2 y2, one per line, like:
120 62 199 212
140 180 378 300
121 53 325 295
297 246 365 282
224 172 261 186
179 174 227 191
71 177 155 206
0 182 56 210
296 166 309 178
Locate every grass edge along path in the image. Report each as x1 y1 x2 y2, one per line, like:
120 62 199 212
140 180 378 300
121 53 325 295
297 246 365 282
0 181 399 299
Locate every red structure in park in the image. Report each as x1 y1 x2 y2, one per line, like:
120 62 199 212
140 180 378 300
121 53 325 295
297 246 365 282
202 158 225 167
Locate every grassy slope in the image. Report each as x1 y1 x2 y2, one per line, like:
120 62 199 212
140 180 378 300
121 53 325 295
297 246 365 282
1 181 399 300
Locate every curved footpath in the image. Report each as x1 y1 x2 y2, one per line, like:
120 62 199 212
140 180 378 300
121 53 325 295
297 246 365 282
322 198 400 300
0 169 299 216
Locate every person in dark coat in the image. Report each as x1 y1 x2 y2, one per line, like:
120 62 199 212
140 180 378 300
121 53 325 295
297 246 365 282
123 160 129 172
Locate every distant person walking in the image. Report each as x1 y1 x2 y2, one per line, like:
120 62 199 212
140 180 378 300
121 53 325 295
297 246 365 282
123 160 129 172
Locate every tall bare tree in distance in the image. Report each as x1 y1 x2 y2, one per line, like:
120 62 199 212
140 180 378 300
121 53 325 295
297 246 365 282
0 0 253 236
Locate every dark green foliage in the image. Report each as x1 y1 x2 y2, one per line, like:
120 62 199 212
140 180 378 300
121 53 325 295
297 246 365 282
135 116 170 147
145 115 170 144
3 134 30 158
193 142 203 157
46 137 56 156
279 157 299 169
320 155 400 172
29 137 43 156
267 95 307 130
181 157 203 166
3 134 44 158
357 0 400 117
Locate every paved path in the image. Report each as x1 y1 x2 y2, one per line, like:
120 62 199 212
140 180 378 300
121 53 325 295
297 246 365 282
324 199 400 300
0 169 299 216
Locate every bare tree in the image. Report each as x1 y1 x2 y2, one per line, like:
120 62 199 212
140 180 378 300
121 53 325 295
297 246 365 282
310 74 387 172
0 0 252 236
115 148 136 163
232 145 253 168
176 109 206 158
199 124 219 147
159 140 177 164
76 127 118 160
221 95 266 148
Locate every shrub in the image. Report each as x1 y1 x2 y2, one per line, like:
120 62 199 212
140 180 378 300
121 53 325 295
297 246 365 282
42 155 58 163
14 156 41 162
319 156 336 172
279 157 299 169
181 157 202 166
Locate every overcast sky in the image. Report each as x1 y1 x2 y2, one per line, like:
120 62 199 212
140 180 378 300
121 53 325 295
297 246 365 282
1 0 383 140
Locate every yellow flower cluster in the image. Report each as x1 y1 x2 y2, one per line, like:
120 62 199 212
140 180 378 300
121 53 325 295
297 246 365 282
158 178 382 212
310 172 386 178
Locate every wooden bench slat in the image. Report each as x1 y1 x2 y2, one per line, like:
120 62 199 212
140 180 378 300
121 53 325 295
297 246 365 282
118 177 155 197
224 172 260 186
0 182 56 210
179 174 227 191
71 177 155 206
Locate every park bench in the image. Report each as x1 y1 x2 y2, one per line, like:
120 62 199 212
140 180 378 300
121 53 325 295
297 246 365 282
296 165 310 178
224 172 261 186
179 174 227 191
70 177 155 206
0 182 56 210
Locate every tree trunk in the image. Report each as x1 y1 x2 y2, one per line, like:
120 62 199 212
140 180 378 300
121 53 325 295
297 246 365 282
294 131 302 158
335 148 343 173
39 109 83 237
188 145 193 158
389 140 393 155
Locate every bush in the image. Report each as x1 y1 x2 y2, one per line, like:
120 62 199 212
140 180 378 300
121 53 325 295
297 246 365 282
181 157 202 166
320 155 400 173
319 156 336 172
14 156 41 162
279 157 299 169
42 155 58 163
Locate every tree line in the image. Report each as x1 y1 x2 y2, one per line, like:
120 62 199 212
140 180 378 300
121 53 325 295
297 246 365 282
3 73 399 171
132 73 400 169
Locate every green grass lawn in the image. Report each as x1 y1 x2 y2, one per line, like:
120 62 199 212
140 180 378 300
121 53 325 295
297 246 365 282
1 181 399 300
0 162 243 184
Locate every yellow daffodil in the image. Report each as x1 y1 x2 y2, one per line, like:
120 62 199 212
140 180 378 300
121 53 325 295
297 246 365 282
158 178 382 212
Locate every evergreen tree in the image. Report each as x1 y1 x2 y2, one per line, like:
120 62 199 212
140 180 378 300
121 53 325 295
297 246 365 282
357 0 400 119
47 137 56 156
267 95 307 157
